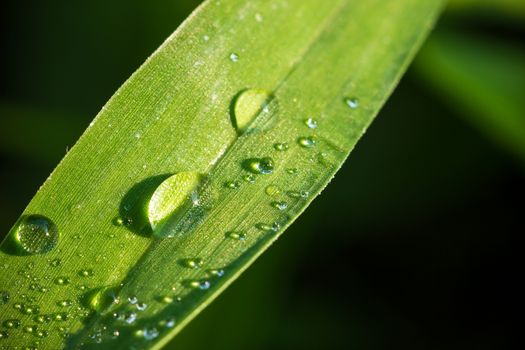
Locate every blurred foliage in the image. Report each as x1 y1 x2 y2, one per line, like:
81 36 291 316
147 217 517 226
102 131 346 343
0 0 522 349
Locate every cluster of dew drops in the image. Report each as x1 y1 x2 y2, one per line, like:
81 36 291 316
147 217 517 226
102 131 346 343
0 29 360 347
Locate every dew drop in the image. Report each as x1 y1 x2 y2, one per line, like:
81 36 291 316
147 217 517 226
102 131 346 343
304 117 318 129
297 136 316 148
148 172 203 230
273 142 289 152
243 157 274 174
242 174 256 183
78 269 94 277
128 296 138 305
136 302 147 311
232 89 271 135
54 276 70 286
14 215 59 254
161 295 173 304
256 222 280 232
287 190 309 199
3 319 20 329
229 52 239 62
224 180 241 189
271 201 288 210
207 268 225 277
0 290 9 305
159 317 176 328
187 280 211 290
265 185 281 197
344 97 359 109
124 312 137 324
179 258 204 269
0 331 8 339
286 168 298 174
57 299 72 307
49 258 61 267
226 231 246 241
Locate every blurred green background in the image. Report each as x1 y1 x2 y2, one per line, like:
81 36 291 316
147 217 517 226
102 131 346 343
1 1 523 349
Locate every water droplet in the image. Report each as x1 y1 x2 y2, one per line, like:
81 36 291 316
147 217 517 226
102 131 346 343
78 269 94 277
35 329 48 338
21 305 40 315
255 13 263 22
297 136 316 148
57 299 73 307
273 142 289 151
23 325 35 333
226 231 246 241
179 258 203 269
159 317 176 328
244 157 274 174
304 118 318 129
161 295 173 304
232 89 271 135
49 258 61 267
229 52 239 62
287 190 309 199
256 222 280 232
203 35 210 41
136 302 147 311
265 185 281 197
224 180 241 189
128 296 138 304
124 312 137 324
0 331 8 339
344 97 359 109
187 280 211 290
142 327 159 340
0 290 9 305
14 215 59 254
54 277 70 285
3 319 20 329
271 201 288 210
207 268 225 277
53 312 69 321
286 168 298 174
148 172 203 230
242 174 256 183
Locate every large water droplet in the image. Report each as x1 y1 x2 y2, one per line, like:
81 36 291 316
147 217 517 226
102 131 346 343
0 291 9 305
229 52 239 62
304 118 318 129
243 157 274 174
14 215 59 254
297 136 316 148
232 89 271 135
179 258 203 269
148 172 203 230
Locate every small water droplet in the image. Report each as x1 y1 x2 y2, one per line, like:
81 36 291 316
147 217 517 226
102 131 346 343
242 174 256 183
136 302 147 311
207 268 225 277
124 312 137 324
159 317 176 328
187 280 211 290
286 168 298 174
161 295 173 304
287 190 309 199
54 277 70 286
344 97 359 109
229 52 239 62
244 157 274 174
21 305 40 315
203 35 210 41
232 89 272 135
128 296 138 305
14 215 59 254
57 299 72 307
148 172 203 230
224 180 241 189
78 269 94 277
179 258 204 269
256 222 280 232
0 290 10 305
226 231 246 241
304 118 318 129
3 319 20 329
142 327 159 340
23 325 35 333
271 201 288 210
49 258 61 267
297 136 316 148
265 185 281 197
53 312 69 321
0 331 8 339
273 142 289 151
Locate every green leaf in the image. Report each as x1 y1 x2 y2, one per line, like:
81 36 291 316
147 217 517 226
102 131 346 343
0 0 443 348
415 30 525 164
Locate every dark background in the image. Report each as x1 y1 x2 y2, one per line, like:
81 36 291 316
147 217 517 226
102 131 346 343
1 1 522 349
